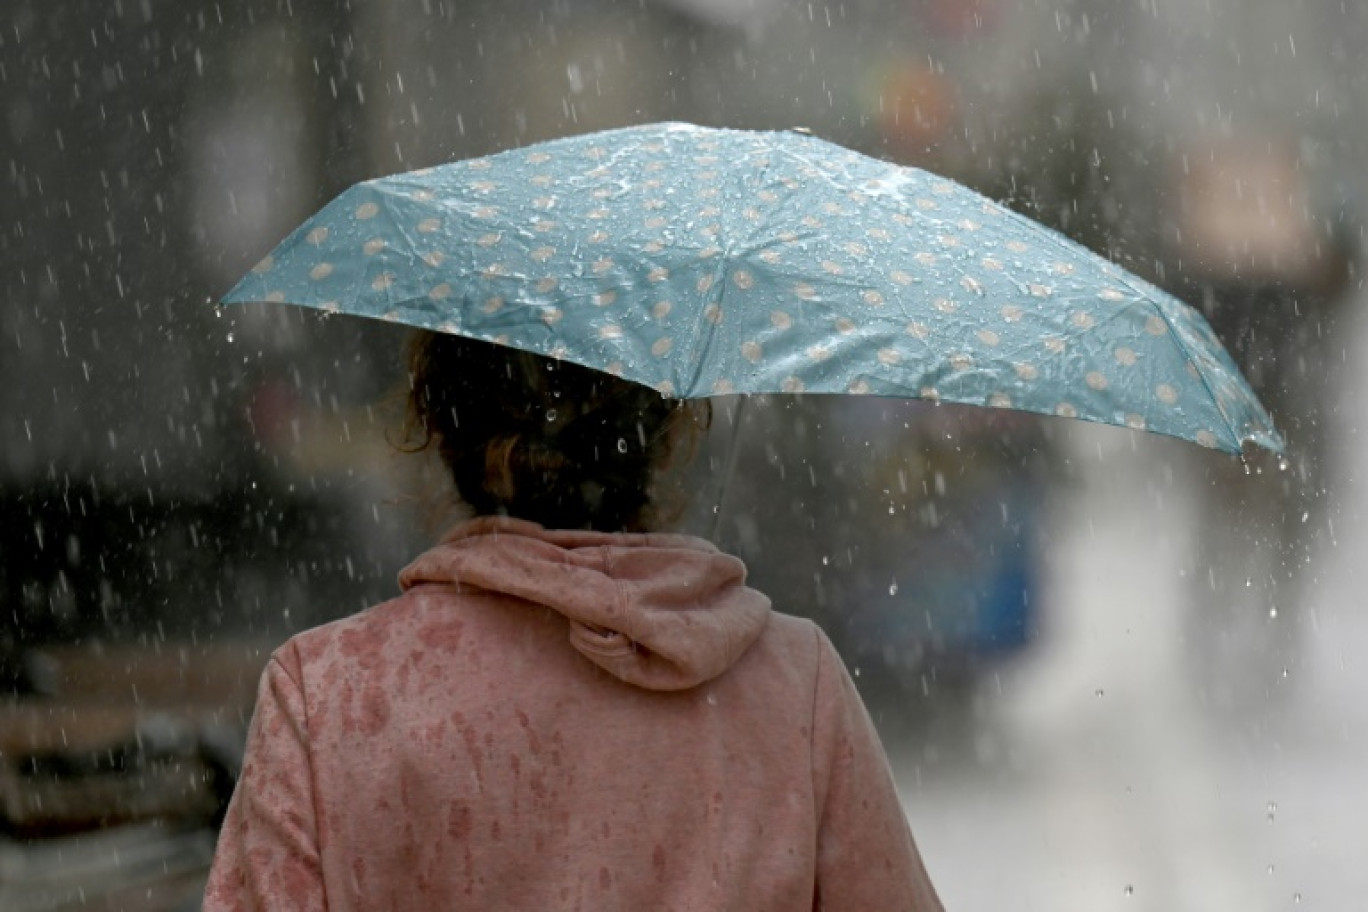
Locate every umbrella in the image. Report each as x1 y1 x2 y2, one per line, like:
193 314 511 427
222 121 1282 456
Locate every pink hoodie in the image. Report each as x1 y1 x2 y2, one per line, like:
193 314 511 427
204 517 942 911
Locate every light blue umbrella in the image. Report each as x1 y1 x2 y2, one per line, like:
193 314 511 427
222 121 1282 456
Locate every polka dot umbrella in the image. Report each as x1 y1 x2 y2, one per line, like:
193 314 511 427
222 121 1282 456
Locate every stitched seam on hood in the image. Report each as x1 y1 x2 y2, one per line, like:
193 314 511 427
808 624 823 811
601 546 630 638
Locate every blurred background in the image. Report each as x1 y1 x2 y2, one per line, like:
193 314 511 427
3 0 1366 908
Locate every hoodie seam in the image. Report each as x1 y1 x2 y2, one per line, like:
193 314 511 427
809 623 824 817
270 646 326 864
601 547 631 632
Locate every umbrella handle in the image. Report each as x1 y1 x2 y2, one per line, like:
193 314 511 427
709 395 748 544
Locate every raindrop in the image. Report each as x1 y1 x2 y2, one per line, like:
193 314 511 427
226 332 235 343
1294 893 1302 903
616 438 628 453
1267 864 1275 875
1245 577 1252 588
1278 456 1290 472
545 408 558 422
1123 885 1134 896
1269 607 1279 619
888 579 898 596
1094 689 1105 698
1267 801 1277 821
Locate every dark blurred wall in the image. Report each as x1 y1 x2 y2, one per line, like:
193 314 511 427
1 1 414 653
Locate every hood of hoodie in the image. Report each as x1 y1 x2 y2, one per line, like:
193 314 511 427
398 516 772 692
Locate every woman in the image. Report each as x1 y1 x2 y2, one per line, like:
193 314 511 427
203 331 944 911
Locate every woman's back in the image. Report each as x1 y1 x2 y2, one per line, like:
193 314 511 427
204 518 940 911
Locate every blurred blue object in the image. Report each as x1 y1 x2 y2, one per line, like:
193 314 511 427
807 402 1045 689
223 122 1281 456
849 472 1040 677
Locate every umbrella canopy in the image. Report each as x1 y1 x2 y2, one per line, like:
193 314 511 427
223 122 1282 456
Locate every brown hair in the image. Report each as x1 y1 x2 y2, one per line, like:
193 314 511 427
404 331 710 532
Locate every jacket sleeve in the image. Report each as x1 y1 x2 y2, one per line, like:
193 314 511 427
810 627 944 912
203 652 326 912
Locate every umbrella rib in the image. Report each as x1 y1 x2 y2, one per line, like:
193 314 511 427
1129 299 1243 443
682 256 732 397
1122 292 1276 451
1101 269 1281 450
375 185 427 312
678 138 789 398
991 208 1278 452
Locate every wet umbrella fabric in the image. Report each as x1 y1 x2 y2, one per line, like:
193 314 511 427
222 122 1281 455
